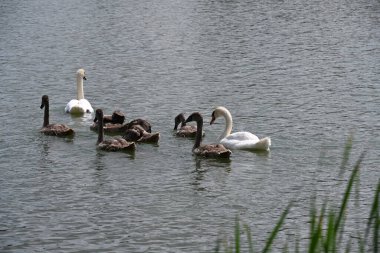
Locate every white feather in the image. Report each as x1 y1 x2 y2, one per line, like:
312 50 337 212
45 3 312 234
65 98 93 114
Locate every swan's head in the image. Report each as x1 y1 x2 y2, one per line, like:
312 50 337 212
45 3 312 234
174 113 186 130
210 106 228 125
76 68 87 80
185 112 203 124
40 95 49 109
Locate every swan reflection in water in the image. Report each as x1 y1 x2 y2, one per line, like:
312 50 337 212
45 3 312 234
190 157 231 192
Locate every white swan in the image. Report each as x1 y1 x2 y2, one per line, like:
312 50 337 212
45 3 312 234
210 106 271 151
65 69 94 114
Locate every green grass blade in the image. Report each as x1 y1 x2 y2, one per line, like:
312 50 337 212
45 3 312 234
357 232 365 253
235 216 240 253
262 203 291 253
309 196 317 240
214 238 221 253
323 211 336 252
223 237 233 253
375 214 379 253
365 180 379 242
244 224 255 253
295 236 300 253
335 152 364 231
345 238 351 253
283 241 288 253
370 180 379 253
339 133 353 177
308 202 326 253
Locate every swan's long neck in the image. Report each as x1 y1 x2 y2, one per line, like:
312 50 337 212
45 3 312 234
97 116 104 144
194 118 203 150
76 76 84 100
217 108 233 141
43 102 49 127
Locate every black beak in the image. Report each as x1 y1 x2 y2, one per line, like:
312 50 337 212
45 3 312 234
184 117 191 124
210 116 215 125
83 76 87 80
40 104 44 109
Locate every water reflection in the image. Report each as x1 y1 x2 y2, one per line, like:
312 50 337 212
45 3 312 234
38 137 54 169
93 152 107 171
69 112 94 127
245 149 271 158
194 156 231 171
90 152 110 194
190 157 231 191
37 135 72 170
95 147 136 160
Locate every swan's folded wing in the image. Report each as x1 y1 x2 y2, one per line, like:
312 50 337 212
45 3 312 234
98 138 135 151
226 131 260 142
248 137 271 151
195 144 231 158
65 99 79 113
78 99 94 113
41 124 74 136
221 133 270 151
65 99 93 114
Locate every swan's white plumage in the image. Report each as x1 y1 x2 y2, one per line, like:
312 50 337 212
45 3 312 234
220 133 271 150
65 98 93 114
65 68 93 114
211 106 271 151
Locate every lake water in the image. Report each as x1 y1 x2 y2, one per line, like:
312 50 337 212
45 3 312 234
0 0 379 252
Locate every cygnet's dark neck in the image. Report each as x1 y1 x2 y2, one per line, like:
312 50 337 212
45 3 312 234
180 114 187 127
193 117 203 150
43 102 49 127
174 114 186 130
97 113 104 144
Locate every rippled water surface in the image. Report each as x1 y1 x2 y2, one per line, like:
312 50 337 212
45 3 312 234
0 0 379 252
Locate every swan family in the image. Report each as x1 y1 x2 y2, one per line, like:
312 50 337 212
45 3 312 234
40 69 271 156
